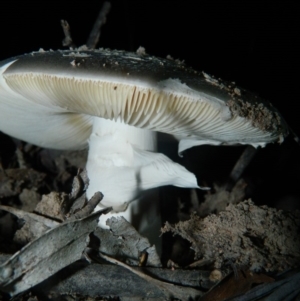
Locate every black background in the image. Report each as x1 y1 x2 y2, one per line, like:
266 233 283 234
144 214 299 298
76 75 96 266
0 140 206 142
0 1 299 209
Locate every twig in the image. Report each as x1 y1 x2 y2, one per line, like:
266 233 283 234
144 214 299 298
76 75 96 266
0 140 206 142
15 148 27 169
67 192 107 221
98 252 202 300
60 20 76 48
86 2 111 49
69 174 83 200
226 145 258 191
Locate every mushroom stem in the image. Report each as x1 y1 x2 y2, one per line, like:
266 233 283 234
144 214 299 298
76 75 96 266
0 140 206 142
86 117 157 228
86 117 199 231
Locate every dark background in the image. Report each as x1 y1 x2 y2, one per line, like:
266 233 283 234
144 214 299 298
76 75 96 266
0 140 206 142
0 1 299 210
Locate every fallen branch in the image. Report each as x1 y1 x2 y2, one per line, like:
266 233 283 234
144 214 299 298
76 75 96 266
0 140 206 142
29 261 217 300
86 1 111 49
98 252 203 301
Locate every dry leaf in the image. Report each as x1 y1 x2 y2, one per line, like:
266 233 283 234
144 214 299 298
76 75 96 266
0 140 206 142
0 208 110 296
227 270 300 301
201 270 274 301
0 205 59 244
0 168 45 198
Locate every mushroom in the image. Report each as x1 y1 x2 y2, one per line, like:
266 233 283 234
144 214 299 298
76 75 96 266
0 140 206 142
0 49 288 229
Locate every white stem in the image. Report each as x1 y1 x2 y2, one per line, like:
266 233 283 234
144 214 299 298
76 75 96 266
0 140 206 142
85 117 199 250
86 117 157 229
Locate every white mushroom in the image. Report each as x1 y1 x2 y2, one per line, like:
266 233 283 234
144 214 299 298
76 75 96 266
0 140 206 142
0 49 288 230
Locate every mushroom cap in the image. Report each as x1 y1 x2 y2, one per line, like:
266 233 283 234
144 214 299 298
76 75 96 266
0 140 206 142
0 49 288 151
